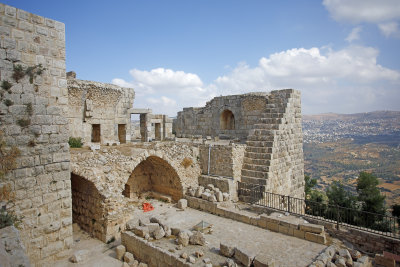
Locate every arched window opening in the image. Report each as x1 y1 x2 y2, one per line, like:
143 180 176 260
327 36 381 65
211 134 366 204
220 109 235 130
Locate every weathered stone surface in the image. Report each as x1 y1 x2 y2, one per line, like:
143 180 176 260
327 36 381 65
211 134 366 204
234 247 255 267
133 226 149 238
299 223 324 234
177 231 189 247
138 263 148 267
115 245 126 261
123 252 135 264
0 226 31 267
223 192 230 201
326 262 337 267
254 253 275 267
189 231 205 246
375 254 395 267
144 223 160 234
171 227 181 236
195 186 204 198
226 258 238 267
163 225 172 237
188 256 196 263
334 257 346 267
126 219 138 230
153 226 165 240
220 242 235 257
139 217 150 226
216 191 223 202
177 199 188 209
350 250 361 260
180 252 188 259
70 249 90 263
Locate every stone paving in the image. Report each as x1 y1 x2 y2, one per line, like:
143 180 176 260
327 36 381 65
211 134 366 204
134 200 326 267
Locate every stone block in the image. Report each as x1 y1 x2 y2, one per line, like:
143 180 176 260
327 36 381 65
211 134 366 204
234 247 255 267
375 254 395 267
133 226 149 238
254 253 275 267
299 223 324 234
189 231 205 246
69 249 90 263
278 224 294 236
293 229 305 239
304 232 326 245
266 221 279 232
116 245 126 261
177 199 187 209
220 242 235 257
124 252 134 264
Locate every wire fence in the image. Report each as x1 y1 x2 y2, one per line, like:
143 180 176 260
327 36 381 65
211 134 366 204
237 182 400 239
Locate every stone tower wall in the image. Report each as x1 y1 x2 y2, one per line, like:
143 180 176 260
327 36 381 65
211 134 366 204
174 93 270 141
67 78 134 145
0 4 72 265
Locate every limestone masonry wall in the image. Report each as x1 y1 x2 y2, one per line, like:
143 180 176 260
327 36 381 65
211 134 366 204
176 89 305 198
174 92 269 140
0 4 72 265
199 144 245 179
70 142 201 242
67 78 134 145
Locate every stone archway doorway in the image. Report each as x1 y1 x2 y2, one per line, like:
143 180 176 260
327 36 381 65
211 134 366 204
123 156 183 201
220 109 235 130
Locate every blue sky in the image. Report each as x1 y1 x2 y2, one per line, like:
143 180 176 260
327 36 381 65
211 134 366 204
4 0 400 116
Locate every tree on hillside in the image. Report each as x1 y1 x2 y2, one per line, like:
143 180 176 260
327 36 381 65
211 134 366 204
357 171 386 215
391 204 400 225
304 175 327 216
305 175 317 197
356 171 388 230
326 181 356 209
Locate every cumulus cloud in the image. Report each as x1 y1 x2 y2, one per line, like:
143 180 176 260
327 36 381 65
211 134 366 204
113 68 213 116
378 22 400 37
323 0 400 37
323 0 400 23
346 26 362 42
113 46 400 116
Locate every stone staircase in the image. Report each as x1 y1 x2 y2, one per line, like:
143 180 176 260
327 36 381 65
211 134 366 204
240 89 304 200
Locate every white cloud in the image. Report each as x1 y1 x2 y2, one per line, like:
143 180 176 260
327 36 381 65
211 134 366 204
345 26 362 42
323 0 400 24
113 68 213 116
323 0 400 37
113 46 400 116
378 22 400 37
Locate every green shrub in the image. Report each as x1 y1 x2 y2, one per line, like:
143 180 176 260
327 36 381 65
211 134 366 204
4 99 13 106
12 65 25 82
68 137 83 148
17 119 31 127
0 208 23 229
1 80 12 91
26 103 33 116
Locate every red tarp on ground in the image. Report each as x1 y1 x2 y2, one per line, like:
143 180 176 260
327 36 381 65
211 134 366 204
142 202 154 212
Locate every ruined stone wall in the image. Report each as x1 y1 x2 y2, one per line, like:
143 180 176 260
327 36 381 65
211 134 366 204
174 93 269 140
71 173 106 241
67 78 134 145
199 144 245 180
0 4 72 265
69 142 201 242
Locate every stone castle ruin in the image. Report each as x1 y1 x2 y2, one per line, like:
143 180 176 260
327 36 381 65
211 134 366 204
2 4 395 267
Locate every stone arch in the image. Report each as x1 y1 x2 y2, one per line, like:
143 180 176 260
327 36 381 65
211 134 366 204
71 172 107 241
220 109 235 130
123 156 184 201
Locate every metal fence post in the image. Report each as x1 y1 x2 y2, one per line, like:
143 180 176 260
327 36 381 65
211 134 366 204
336 205 340 230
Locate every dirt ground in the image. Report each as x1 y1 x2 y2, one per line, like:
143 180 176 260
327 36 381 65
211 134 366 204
54 199 326 267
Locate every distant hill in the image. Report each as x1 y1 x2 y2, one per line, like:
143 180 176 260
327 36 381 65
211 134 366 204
304 110 400 121
302 110 400 207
